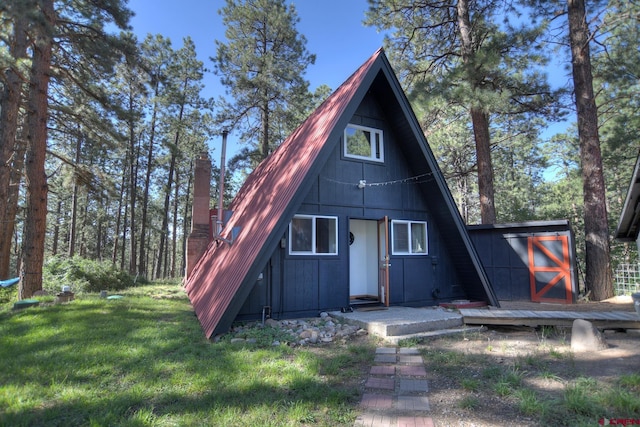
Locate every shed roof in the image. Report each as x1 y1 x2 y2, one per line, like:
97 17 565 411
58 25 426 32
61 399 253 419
185 48 498 338
615 151 640 241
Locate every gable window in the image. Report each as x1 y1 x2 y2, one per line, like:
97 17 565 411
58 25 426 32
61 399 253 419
391 220 428 255
289 215 338 255
344 124 384 162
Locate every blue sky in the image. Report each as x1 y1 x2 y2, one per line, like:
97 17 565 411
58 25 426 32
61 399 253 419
125 0 570 165
126 0 385 157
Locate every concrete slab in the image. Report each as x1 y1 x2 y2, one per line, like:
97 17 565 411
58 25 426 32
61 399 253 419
374 354 397 363
398 365 427 377
399 379 428 393
398 355 423 365
383 326 485 345
365 377 395 390
370 365 395 375
376 347 398 354
331 306 463 338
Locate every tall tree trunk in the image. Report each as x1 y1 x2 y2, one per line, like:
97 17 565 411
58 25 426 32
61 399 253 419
96 197 104 261
19 0 54 299
112 162 127 265
4 124 27 279
457 0 496 224
0 10 28 280
261 90 270 160
170 169 180 277
120 187 128 271
155 94 186 279
470 108 496 224
568 0 613 300
181 159 193 277
155 148 176 279
127 97 138 274
138 83 159 279
79 193 88 258
68 133 82 257
52 200 62 255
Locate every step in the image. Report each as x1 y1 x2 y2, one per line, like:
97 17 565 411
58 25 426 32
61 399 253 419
331 306 464 337
382 326 485 345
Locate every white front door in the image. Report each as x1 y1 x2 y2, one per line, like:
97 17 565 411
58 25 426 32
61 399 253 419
349 219 379 303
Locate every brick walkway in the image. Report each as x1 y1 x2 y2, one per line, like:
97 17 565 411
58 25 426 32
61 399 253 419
354 347 434 427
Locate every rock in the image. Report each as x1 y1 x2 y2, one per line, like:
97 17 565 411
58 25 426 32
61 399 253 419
571 319 608 352
299 330 313 339
225 313 364 346
265 318 280 328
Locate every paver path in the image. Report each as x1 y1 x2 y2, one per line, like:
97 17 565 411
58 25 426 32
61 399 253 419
354 347 434 427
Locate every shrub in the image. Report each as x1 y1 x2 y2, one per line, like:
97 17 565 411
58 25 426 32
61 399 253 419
0 286 16 304
43 256 135 294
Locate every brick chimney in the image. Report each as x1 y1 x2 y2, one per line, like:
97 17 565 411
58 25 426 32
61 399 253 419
186 152 211 278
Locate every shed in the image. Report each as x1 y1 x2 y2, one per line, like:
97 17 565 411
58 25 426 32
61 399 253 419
185 48 499 338
468 221 578 303
615 151 640 251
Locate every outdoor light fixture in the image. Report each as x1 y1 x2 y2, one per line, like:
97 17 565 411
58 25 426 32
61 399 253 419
358 180 366 189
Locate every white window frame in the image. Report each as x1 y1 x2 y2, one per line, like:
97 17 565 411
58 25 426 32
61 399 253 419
391 220 428 255
343 123 384 162
289 215 338 255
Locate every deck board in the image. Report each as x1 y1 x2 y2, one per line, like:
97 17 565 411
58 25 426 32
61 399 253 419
460 308 640 329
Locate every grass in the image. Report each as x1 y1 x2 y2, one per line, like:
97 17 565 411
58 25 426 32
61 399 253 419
0 284 373 426
419 333 640 426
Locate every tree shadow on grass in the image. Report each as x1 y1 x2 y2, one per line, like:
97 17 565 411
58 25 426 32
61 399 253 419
0 297 365 426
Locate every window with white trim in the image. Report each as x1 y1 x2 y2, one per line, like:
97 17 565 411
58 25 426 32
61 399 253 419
391 220 428 255
289 215 338 255
344 124 384 162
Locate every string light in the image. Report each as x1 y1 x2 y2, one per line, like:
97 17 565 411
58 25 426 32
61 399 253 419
324 172 434 188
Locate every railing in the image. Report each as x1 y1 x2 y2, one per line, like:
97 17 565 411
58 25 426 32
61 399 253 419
614 264 640 296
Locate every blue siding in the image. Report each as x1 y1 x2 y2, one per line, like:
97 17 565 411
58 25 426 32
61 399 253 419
239 92 470 319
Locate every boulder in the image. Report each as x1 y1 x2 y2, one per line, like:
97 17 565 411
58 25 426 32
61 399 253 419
571 319 608 352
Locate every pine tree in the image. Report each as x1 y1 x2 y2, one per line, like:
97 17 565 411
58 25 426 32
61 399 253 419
154 37 206 279
567 0 613 300
2 0 133 298
365 0 560 224
137 34 171 279
0 1 29 280
19 0 55 299
212 0 316 161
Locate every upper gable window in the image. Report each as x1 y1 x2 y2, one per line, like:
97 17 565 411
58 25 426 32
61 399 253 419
344 124 384 162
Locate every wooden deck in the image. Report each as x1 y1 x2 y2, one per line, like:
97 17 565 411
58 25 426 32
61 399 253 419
460 308 640 329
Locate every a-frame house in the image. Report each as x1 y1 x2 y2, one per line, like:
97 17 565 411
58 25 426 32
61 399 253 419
185 48 499 339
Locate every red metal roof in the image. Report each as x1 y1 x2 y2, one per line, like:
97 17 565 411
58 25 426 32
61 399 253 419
185 49 385 338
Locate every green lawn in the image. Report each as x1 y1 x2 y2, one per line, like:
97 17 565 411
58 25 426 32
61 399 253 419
0 285 373 426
